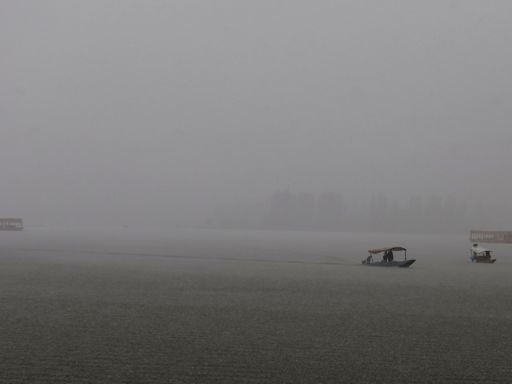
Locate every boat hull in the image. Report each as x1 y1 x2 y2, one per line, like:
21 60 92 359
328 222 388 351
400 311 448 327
363 259 416 268
471 257 496 264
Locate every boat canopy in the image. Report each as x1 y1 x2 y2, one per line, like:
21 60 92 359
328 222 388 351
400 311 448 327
471 245 491 254
368 246 407 254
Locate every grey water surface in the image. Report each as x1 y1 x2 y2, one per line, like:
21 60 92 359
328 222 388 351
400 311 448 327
1 228 511 383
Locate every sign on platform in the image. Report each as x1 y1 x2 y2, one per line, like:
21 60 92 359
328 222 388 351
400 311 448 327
470 230 512 244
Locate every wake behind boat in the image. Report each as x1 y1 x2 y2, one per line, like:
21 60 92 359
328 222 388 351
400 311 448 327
362 246 415 268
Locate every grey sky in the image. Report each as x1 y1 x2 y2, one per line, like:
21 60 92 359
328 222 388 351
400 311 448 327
2 0 512 226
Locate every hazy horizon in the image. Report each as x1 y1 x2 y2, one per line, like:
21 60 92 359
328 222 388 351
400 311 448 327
2 1 512 228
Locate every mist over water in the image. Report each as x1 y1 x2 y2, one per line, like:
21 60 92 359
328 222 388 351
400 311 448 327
2 1 512 229
2 1 512 383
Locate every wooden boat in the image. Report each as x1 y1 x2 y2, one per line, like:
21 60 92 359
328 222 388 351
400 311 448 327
362 246 415 268
470 244 496 264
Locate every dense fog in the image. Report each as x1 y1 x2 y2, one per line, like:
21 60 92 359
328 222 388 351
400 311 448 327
2 0 512 231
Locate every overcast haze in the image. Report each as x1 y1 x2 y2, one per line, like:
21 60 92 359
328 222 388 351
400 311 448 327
2 0 512 228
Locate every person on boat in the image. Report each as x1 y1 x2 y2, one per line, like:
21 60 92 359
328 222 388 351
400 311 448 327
388 250 394 262
382 250 388 262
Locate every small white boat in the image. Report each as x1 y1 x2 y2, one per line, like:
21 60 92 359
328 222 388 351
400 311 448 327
470 244 496 264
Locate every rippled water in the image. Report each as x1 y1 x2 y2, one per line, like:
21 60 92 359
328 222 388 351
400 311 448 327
1 228 511 383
